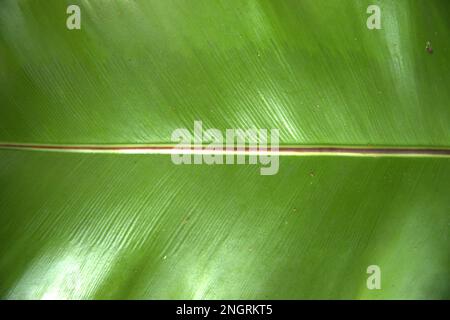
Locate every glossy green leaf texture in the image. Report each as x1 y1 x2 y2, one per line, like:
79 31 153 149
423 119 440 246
1 0 449 300
1 151 449 299
1 0 449 146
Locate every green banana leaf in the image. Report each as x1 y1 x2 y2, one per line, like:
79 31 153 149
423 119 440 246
0 0 449 299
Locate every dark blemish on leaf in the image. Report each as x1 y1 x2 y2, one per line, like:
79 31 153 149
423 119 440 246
309 171 315 177
182 215 191 225
426 41 433 54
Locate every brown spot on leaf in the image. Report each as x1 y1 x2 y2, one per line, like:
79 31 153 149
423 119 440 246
426 41 433 54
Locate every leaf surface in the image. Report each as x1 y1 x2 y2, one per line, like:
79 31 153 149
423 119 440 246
0 0 449 299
